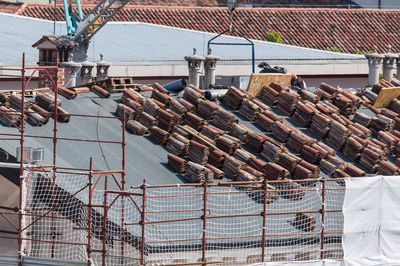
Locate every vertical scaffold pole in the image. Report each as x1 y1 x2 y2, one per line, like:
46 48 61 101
201 182 208 265
102 175 108 265
320 179 326 260
261 180 267 262
140 180 146 265
50 52 59 258
18 53 26 266
87 158 93 265
121 110 126 264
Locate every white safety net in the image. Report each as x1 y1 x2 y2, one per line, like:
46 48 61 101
21 170 89 263
20 171 346 265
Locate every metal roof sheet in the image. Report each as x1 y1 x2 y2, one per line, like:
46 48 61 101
0 13 364 63
0 93 182 186
0 90 346 246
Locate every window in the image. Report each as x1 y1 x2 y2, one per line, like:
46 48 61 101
64 50 69 62
59 50 63 63
47 50 53 65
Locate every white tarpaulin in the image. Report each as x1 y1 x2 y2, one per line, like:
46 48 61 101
343 175 400 266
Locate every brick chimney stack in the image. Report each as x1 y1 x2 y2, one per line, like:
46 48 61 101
32 35 76 90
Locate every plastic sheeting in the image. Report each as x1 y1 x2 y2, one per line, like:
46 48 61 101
343 175 400 266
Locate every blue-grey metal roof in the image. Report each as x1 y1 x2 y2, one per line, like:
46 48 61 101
0 93 180 186
0 91 344 249
0 91 336 187
0 13 364 63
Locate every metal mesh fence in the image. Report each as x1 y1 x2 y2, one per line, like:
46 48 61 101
19 170 346 265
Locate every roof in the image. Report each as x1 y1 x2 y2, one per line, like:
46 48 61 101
0 92 182 186
0 3 398 53
32 35 77 49
0 14 65 62
80 0 358 7
0 13 363 63
0 0 23 13
0 89 344 245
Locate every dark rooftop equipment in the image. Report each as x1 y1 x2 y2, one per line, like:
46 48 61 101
163 79 187 93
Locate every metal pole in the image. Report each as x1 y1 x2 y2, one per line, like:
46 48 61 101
201 182 207 265
121 110 126 265
261 180 267 262
18 52 26 266
50 52 59 259
320 179 326 260
87 158 93 265
140 180 146 265
53 57 58 168
53 0 56 34
251 43 255 73
207 28 255 74
102 176 108 266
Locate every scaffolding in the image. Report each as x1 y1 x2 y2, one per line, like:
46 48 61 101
0 54 345 265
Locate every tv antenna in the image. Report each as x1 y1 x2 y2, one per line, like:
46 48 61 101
227 0 238 32
227 0 237 13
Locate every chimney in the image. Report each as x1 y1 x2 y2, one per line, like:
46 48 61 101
79 55 95 85
32 35 75 90
204 48 220 90
59 54 80 88
382 45 398 81
184 48 205 88
365 47 384 86
96 53 111 81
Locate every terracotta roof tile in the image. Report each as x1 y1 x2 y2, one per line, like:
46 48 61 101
0 0 23 13
2 2 399 54
79 0 358 8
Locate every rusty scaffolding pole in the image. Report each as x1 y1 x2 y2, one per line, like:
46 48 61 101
0 53 127 266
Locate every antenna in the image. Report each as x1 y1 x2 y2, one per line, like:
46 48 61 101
227 0 237 13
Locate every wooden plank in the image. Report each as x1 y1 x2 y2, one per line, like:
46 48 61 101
373 86 400 108
246 73 292 96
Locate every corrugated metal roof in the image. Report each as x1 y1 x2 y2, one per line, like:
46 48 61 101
0 13 364 63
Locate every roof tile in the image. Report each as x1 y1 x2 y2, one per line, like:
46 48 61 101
1 2 399 53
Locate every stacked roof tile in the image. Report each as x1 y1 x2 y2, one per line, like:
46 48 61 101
0 2 398 53
104 78 400 184
3 76 400 184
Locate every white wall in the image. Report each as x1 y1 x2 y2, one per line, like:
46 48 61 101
109 59 369 89
109 59 368 78
0 59 369 90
